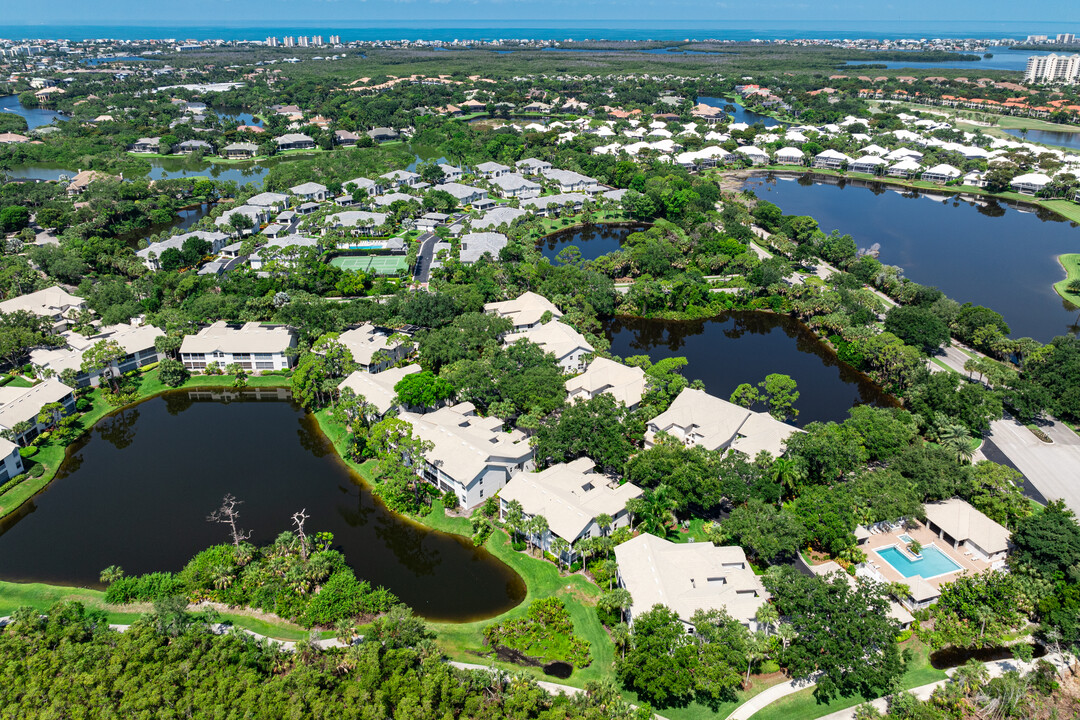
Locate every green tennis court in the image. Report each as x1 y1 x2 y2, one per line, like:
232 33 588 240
330 255 408 275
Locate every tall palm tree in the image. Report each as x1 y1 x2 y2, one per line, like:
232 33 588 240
210 565 233 590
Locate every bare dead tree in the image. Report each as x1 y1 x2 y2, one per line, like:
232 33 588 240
207 494 252 547
291 508 310 561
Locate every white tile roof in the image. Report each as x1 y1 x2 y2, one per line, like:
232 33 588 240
0 379 74 430
338 364 420 415
565 357 646 408
0 286 84 319
485 292 562 328
400 403 532 484
924 499 1010 555
505 320 594 362
180 321 295 355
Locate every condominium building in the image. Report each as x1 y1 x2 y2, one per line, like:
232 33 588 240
180 322 296 373
1024 53 1080 84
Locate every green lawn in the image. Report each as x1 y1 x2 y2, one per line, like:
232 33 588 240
748 639 946 720
0 375 33 388
1054 253 1080 305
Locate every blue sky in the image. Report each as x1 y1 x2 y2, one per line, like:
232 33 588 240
2 0 1078 28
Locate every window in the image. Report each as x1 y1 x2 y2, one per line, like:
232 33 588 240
255 362 274 370
479 489 484 497
233 353 251 360
254 353 273 359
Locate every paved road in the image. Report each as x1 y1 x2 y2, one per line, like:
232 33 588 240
414 232 438 283
983 416 1080 516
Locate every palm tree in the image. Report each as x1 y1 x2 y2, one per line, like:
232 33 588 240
595 513 613 537
99 565 124 585
528 515 549 557
755 604 779 636
776 623 797 651
335 619 356 647
550 537 571 571
210 565 234 590
744 631 768 687
939 423 975 463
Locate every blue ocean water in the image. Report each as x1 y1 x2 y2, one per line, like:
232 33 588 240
3 20 1072 42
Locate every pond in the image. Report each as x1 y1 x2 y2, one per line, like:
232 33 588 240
3 164 77 182
539 223 648 261
1001 127 1080 151
604 312 896 425
119 203 214 247
144 157 271 185
0 391 526 622
743 173 1080 342
0 95 67 130
697 96 782 127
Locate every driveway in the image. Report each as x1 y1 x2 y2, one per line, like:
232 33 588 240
414 232 438 283
983 416 1080 515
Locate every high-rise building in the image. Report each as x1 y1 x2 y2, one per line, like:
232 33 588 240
1058 33 1076 44
265 36 279 47
311 36 324 47
283 36 295 48
329 35 341 45
298 36 309 47
1026 35 1049 43
1025 53 1080 84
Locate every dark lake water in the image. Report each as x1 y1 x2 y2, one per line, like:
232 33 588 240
145 157 271 185
0 95 67 129
697 96 782 127
539 223 648 261
1001 127 1080 150
743 173 1080 342
843 50 1050 72
605 312 895 425
0 391 525 622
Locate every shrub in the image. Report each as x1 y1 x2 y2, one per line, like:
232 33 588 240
158 358 190 388
105 572 184 604
299 568 364 626
28 464 44 478
441 489 459 510
0 474 27 494
75 398 90 412
19 446 37 458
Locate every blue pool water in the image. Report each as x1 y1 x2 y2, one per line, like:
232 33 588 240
898 534 913 543
876 545 962 579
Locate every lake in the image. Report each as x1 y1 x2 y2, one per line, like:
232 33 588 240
539 223 648 261
605 312 895 425
843 49 1051 72
1001 127 1080 151
0 391 525 622
743 173 1080 342
145 157 271 185
697 96 782 127
0 95 67 130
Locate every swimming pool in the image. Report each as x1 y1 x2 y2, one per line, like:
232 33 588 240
875 544 963 579
898 534 913 543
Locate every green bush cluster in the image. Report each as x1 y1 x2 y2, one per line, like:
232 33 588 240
483 598 591 668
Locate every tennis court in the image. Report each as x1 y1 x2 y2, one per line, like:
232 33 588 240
330 255 408 275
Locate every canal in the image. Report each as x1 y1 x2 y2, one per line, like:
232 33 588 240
0 391 525 622
605 312 896 425
743 173 1080 342
0 95 67 130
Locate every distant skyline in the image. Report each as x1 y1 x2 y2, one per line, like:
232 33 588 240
2 2 1079 30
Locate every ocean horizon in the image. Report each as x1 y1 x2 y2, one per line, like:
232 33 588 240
0 19 1072 43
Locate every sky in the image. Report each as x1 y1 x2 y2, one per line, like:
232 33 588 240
2 1 1078 28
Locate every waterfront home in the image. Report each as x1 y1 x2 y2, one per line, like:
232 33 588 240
399 402 534 509
690 103 726 124
541 168 599 192
849 155 888 174
884 147 924 162
246 191 290 211
342 177 382 198
325 210 389 235
565 357 646 410
500 457 643 556
516 158 553 175
774 146 805 164
490 173 542 199
435 164 464 183
473 206 527 230
459 232 508 264
65 170 111 196
924 498 1010 568
214 205 269 235
131 137 161 153
248 236 319 271
275 133 315 151
338 363 421 418
736 146 770 165
963 171 989 188
136 230 230 270
645 387 800 458
176 139 212 154
222 142 258 159
0 379 77 446
0 133 29 145
0 437 24 483
438 182 488 206
887 158 923 178
289 182 328 203
337 323 410 373
1010 172 1053 195
0 286 85 333
475 161 510 178
380 170 421 189
30 321 163 387
860 143 889 156
921 164 962 183
367 127 399 142
522 193 586 216
504 320 594 372
614 533 769 630
812 149 854 169
180 321 297 373
485 291 563 331
333 130 359 146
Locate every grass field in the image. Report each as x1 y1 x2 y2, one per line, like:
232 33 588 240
1054 253 1080 304
330 254 408 275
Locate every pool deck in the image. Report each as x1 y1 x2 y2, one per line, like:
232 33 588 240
860 523 985 590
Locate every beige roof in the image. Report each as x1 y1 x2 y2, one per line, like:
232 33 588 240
0 286 84 319
400 403 533 483
0 436 18 460
180 321 295 355
505 320 594 362
337 324 403 366
339 364 420 415
615 533 769 625
647 388 751 450
924 498 1010 555
500 457 643 542
0 379 74 430
907 574 941 602
565 357 646 408
728 412 802 458
484 291 562 328
30 322 163 375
